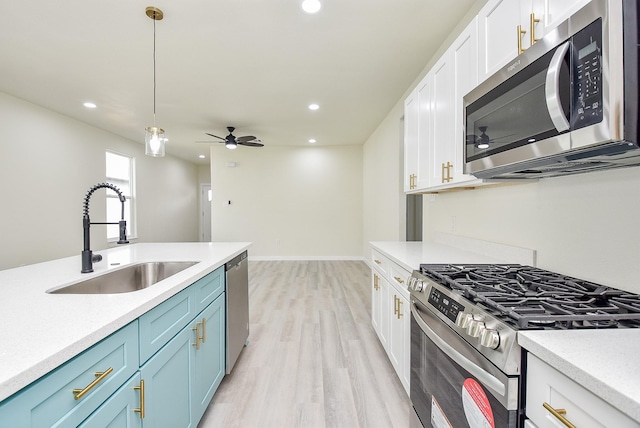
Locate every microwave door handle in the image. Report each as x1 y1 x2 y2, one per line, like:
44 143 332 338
545 41 571 132
410 302 506 396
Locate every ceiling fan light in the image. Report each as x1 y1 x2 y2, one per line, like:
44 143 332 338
145 126 166 156
225 141 238 150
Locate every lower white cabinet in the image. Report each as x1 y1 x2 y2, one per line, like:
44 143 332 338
370 249 411 395
525 354 639 427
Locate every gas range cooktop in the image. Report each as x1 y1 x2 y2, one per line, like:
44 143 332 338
419 264 640 330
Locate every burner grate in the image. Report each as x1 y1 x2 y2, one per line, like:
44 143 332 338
419 264 640 329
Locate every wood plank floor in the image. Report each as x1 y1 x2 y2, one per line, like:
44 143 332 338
198 260 411 428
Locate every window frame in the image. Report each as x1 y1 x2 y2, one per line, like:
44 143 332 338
105 150 137 242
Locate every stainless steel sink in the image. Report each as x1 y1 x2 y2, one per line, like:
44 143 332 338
48 261 198 294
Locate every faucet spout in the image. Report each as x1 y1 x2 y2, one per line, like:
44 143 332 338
81 182 129 273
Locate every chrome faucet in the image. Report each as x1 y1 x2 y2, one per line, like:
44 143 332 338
81 183 129 273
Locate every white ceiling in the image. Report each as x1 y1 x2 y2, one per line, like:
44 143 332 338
0 0 477 164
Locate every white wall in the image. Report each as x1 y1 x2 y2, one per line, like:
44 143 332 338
210 145 363 258
362 101 405 248
424 168 640 292
0 91 200 271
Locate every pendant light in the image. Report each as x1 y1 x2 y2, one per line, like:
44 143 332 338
145 7 166 157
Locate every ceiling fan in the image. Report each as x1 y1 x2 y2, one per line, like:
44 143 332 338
466 126 515 149
202 126 264 149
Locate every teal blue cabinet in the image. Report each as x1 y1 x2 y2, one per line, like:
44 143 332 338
193 266 225 313
79 373 143 428
140 325 194 427
192 293 226 423
0 264 228 428
139 286 195 364
0 321 138 428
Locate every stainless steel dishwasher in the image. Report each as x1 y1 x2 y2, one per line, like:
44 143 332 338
225 251 249 373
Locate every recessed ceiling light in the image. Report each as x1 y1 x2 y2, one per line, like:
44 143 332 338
308 103 319 110
198 155 206 159
83 102 97 109
301 0 322 14
309 139 317 143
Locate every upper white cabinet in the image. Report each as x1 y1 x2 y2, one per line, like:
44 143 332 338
478 0 523 82
478 0 592 82
404 17 483 193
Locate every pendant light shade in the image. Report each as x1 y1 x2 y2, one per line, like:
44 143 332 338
145 126 166 156
145 7 165 157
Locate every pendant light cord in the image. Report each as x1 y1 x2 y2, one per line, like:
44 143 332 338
153 16 157 127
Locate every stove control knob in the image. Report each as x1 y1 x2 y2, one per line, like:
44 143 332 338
480 328 500 349
413 279 425 292
466 318 485 338
455 313 473 329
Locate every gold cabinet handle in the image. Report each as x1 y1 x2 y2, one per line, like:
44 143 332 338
393 295 398 316
201 317 207 343
441 163 446 183
441 162 453 183
134 379 145 419
73 367 114 400
518 25 527 55
373 274 379 291
374 259 382 265
530 13 540 46
192 321 202 350
397 298 403 319
393 276 404 284
542 402 576 428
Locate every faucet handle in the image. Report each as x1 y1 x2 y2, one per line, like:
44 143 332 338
92 254 103 263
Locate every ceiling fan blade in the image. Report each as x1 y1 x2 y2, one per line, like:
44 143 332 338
238 141 264 147
237 135 257 143
205 133 226 141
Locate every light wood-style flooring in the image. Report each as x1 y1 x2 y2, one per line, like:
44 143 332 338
198 260 411 427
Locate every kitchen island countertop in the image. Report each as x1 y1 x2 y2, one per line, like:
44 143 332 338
0 242 250 402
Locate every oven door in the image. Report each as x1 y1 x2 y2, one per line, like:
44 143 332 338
410 300 521 428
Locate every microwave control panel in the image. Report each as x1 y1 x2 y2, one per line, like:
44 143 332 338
572 18 603 129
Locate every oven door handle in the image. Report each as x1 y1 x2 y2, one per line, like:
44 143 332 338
411 302 506 396
545 41 571 132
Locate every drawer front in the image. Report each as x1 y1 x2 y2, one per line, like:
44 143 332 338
78 373 142 428
0 321 138 428
139 287 195 363
371 249 388 276
526 354 639 428
192 266 225 314
388 262 411 300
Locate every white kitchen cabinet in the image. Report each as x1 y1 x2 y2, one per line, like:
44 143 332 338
525 354 639 428
404 89 419 192
370 249 411 395
404 17 484 193
478 0 592 83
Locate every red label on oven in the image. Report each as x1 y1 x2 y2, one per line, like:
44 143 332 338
461 378 495 428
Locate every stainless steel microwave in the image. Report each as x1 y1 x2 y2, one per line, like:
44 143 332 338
464 0 640 179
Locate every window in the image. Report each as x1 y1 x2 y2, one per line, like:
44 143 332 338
105 151 136 241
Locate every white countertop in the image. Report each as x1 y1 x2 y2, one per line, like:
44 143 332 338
0 242 250 402
519 330 640 422
370 235 536 272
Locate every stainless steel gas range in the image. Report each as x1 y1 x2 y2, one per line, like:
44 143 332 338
407 264 640 428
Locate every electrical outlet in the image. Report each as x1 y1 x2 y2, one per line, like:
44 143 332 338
450 216 457 231
275 239 280 247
